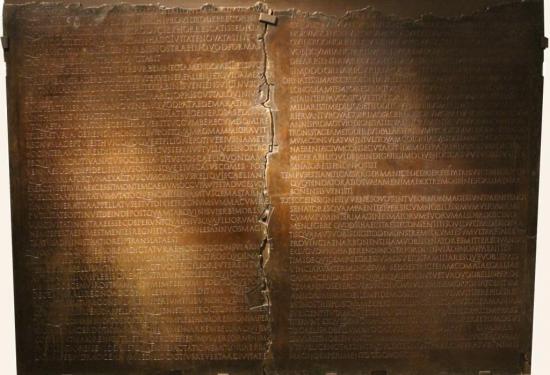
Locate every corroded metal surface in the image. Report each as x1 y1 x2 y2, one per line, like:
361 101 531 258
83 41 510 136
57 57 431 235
3 1 544 374
6 4 272 374
2 0 533 18
266 4 544 375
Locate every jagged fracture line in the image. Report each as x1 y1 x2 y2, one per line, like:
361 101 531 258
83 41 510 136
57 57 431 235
258 20 274 364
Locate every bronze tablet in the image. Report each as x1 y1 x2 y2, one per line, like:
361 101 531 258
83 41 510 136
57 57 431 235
3 1 544 374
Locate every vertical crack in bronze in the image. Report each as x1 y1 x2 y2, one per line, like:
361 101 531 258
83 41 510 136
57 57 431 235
257 15 275 366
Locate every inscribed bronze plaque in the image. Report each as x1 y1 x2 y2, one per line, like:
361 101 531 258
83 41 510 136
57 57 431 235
3 1 544 374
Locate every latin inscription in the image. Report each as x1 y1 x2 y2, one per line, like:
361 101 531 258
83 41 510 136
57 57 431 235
5 2 543 374
12 4 270 365
269 5 541 366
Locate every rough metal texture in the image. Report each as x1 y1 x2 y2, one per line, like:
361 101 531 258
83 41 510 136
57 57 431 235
266 4 543 375
3 1 544 375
